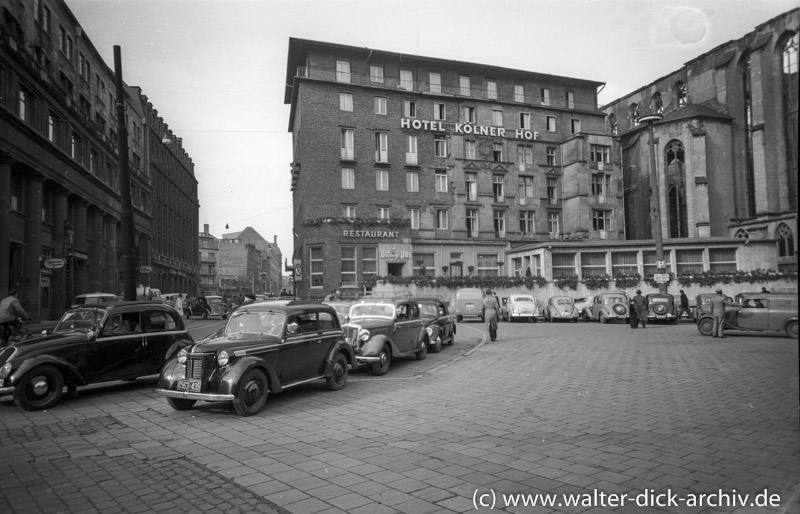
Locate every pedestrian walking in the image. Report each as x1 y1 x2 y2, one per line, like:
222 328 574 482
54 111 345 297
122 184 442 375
174 294 184 317
632 289 648 328
482 289 500 341
710 288 734 338
629 296 638 328
677 290 692 320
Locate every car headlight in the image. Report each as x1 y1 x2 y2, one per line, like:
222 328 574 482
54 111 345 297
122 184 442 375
426 327 434 337
358 329 371 342
177 349 188 364
217 351 229 367
0 362 11 379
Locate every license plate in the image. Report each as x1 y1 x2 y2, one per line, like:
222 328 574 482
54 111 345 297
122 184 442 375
177 379 201 392
466 303 474 309
522 310 530 314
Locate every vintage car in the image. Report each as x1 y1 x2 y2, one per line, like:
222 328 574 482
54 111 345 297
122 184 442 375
322 300 353 326
454 288 485 322
156 301 355 416
417 298 456 352
573 296 594 318
0 301 193 411
342 298 429 375
697 292 798 338
503 294 540 322
647 293 678 324
186 295 228 320
71 292 120 308
583 291 630 323
544 296 579 322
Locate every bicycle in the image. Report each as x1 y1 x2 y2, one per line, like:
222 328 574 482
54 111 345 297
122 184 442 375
0 318 32 347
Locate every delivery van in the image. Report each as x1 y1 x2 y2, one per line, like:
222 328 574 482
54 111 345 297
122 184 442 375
454 288 485 322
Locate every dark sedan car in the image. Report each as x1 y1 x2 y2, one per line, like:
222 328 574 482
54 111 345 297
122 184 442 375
156 301 355 416
646 293 678 324
0 301 193 411
697 292 798 338
417 298 456 353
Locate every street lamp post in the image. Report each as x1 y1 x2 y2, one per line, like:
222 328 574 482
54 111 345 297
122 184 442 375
638 113 667 294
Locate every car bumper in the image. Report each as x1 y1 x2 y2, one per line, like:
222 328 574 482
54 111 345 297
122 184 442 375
154 388 233 402
0 385 14 395
355 355 381 363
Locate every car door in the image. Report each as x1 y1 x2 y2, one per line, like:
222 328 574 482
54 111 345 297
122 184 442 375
394 302 422 353
141 309 184 373
91 311 148 381
277 312 332 384
736 297 768 330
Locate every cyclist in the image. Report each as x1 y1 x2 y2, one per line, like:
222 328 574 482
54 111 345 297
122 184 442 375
0 289 31 345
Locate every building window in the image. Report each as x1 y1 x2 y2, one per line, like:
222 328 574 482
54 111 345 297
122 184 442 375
336 60 351 83
546 146 556 166
592 210 611 231
342 168 354 190
47 114 55 142
581 252 607 277
362 247 378 282
518 175 534 203
517 146 533 171
777 223 795 258
376 169 389 191
611 251 638 275
464 106 476 124
541 88 550 105
375 96 387 115
546 116 556 132
459 75 471 96
675 249 702 274
434 102 446 121
782 33 799 73
709 248 736 273
466 173 477 202
570 119 581 134
519 112 531 130
400 70 413 91
375 132 388 162
566 91 575 109
403 99 416 117
466 209 478 237
435 209 448 229
370 65 384 83
514 85 524 103
429 72 441 93
409 208 420 229
17 89 27 121
378 207 390 220
310 247 324 288
341 129 354 160
341 246 357 287
590 144 610 163
435 171 448 193
406 171 419 192
406 135 418 165
413 253 435 276
477 254 499 277
487 80 497 99
339 92 353 111
519 211 535 235
548 212 560 236
492 109 503 126
608 113 618 135
434 136 447 157
666 140 688 238
343 205 356 219
493 175 505 202
547 177 558 203
493 143 503 162
465 140 476 160
591 174 610 196
551 253 575 279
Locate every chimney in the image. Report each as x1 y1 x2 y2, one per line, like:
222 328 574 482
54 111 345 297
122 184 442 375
204 223 209 235
274 235 277 244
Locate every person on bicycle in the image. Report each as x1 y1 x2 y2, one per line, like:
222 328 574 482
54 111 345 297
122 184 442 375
0 289 31 344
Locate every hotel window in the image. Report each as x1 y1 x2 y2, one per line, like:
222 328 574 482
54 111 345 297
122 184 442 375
434 102 446 121
375 96 387 115
514 85 524 102
675 249 703 274
375 132 388 162
362 247 378 282
17 90 27 121
592 210 611 231
400 70 413 91
546 116 556 132
436 209 449 229
341 129 354 160
466 209 479 237
546 146 556 166
403 99 416 117
465 140 476 160
590 144 610 163
341 247 357 286
518 175 534 203
493 210 506 237
566 91 575 109
644 251 672 275
378 207 390 220
342 168 355 189
340 93 353 112
466 173 477 201
517 146 533 171
343 205 356 219
434 136 447 157
519 211 535 235
406 171 419 192
611 252 638 276
429 72 441 93
336 60 351 83
570 119 581 134
581 252 607 277
47 114 55 142
493 175 505 201
459 75 471 96
464 106 476 124
541 88 550 105
487 80 497 100
370 65 384 83
376 169 389 191
492 109 503 126
409 208 420 229
709 248 737 273
492 143 503 162
548 212 560 235
406 135 418 165
310 247 324 288
519 112 531 130
551 252 575 279
591 174 609 196
477 254 499 277
435 171 448 193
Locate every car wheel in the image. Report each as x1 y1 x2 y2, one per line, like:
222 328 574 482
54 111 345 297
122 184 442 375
697 317 714 336
431 336 442 353
14 365 64 411
325 353 349 391
785 320 798 339
599 313 607 324
370 345 391 376
167 397 197 411
233 368 268 416
416 337 428 360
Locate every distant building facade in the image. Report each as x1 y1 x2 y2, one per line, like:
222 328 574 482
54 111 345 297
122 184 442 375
198 224 219 295
217 227 283 297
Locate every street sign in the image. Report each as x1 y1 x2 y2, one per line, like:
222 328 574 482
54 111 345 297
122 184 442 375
139 266 152 274
657 260 666 269
653 273 670 283
43 258 65 269
293 259 302 280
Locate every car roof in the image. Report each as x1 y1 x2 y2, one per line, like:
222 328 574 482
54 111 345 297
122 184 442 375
233 300 338 315
352 297 418 306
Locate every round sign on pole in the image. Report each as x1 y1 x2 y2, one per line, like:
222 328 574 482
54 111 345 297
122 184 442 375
293 260 302 280
139 265 152 274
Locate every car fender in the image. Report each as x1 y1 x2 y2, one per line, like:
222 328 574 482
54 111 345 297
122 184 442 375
361 334 393 357
218 356 282 395
8 354 87 388
324 343 356 376
783 316 799 331
164 339 194 362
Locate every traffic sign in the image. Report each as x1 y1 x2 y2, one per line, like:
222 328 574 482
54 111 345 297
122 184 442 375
43 258 65 269
653 273 670 283
139 266 152 274
293 259 302 280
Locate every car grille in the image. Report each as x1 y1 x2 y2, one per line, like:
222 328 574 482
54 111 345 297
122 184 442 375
185 353 215 380
343 325 360 347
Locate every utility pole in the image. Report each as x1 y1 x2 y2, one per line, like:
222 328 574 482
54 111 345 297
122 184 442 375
638 113 667 294
114 46 136 300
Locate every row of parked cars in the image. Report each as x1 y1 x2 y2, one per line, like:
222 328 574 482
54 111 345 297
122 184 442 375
0 295 458 415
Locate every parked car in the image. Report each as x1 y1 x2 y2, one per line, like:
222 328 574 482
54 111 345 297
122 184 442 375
342 298 428 375
454 288 485 322
544 296 579 322
503 294 540 322
323 300 353 326
417 297 456 352
573 296 594 318
71 292 120 308
186 295 228 320
697 292 798 338
0 301 193 411
156 301 355 416
583 291 630 323
647 293 678 324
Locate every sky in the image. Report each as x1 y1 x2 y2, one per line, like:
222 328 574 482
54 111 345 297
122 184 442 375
68 0 798 271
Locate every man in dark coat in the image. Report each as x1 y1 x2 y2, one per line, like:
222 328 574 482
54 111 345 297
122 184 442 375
632 290 648 328
677 290 691 320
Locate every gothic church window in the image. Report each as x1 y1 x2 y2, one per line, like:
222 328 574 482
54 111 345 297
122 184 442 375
666 140 688 238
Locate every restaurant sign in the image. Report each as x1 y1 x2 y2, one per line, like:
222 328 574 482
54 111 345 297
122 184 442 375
342 230 400 238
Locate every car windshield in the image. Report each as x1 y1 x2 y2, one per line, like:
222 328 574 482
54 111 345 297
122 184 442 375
350 303 395 319
419 303 439 316
512 296 534 303
54 308 107 332
651 297 670 303
225 311 285 336
556 299 572 305
606 296 625 304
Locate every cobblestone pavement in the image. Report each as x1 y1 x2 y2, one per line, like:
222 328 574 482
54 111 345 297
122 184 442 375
1 320 797 514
